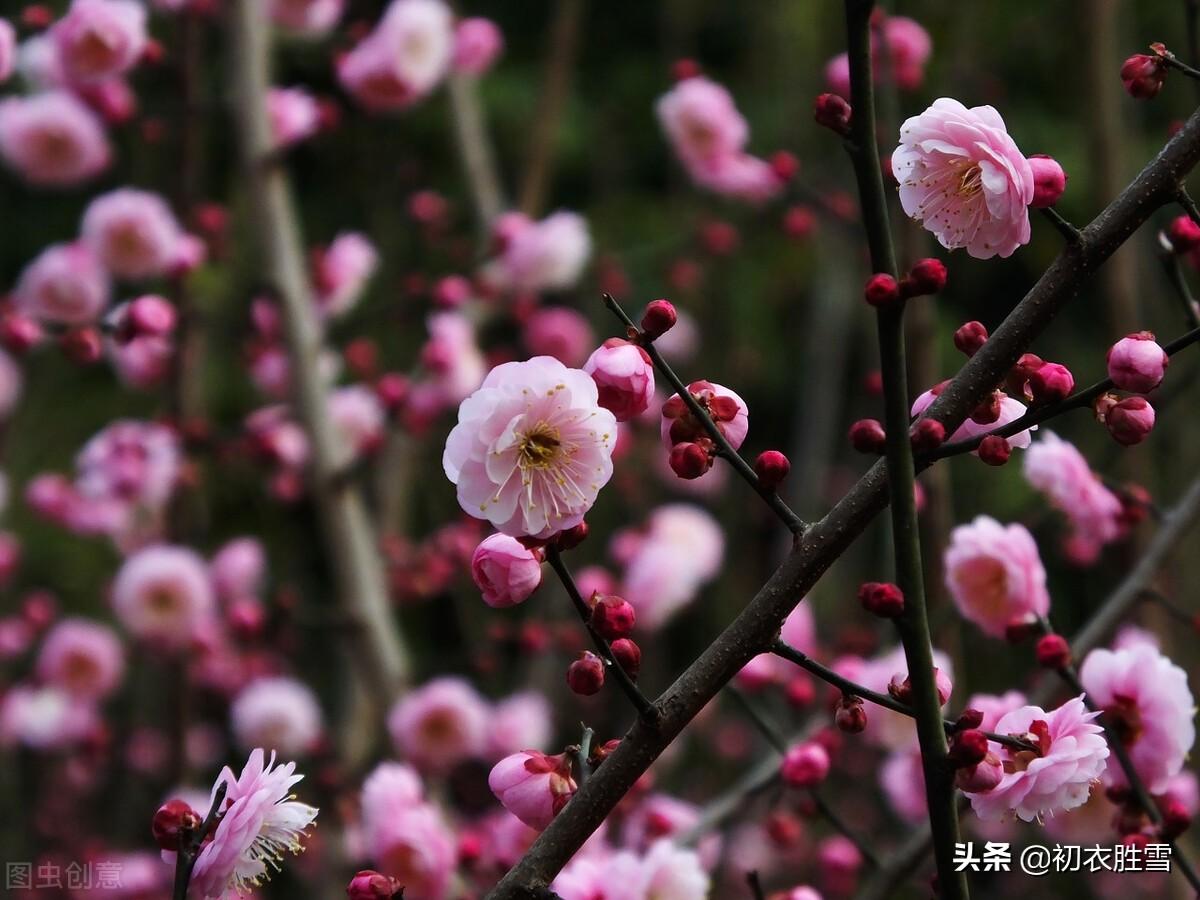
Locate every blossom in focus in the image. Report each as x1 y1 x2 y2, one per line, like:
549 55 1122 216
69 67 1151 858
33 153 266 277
489 750 577 831
944 516 1050 637
312 232 378 317
470 533 543 608
443 356 617 539
892 98 1034 259
51 0 147 85
1106 332 1168 394
661 379 749 451
452 17 503 76
910 385 1036 451
387 676 490 773
336 0 454 112
964 696 1108 822
230 676 324 757
182 749 318 899
1079 643 1195 793
481 210 592 293
14 242 110 326
268 86 321 149
111 544 215 649
81 188 185 280
270 0 343 36
1023 431 1123 554
35 617 124 701
584 338 656 422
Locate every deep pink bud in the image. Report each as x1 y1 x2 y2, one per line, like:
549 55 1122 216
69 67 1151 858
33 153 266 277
347 870 404 899
955 709 985 732
857 581 904 618
152 799 201 851
553 521 590 550
834 695 867 733
671 58 701 82
769 150 800 183
669 441 712 479
610 638 641 679
864 273 901 307
60 327 103 365
1027 155 1067 208
1027 362 1075 404
567 651 606 695
1161 800 1193 840
910 418 945 452
977 435 1012 467
640 299 677 340
0 313 43 354
375 372 410 413
584 338 655 422
955 751 1003 793
127 294 176 337
1035 633 1071 669
948 729 989 768
848 418 886 454
953 321 988 357
1107 331 1168 393
753 450 790 489
1106 396 1156 446
589 593 636 640
781 741 830 788
814 93 852 136
1167 215 1200 252
1121 53 1167 99
904 258 948 296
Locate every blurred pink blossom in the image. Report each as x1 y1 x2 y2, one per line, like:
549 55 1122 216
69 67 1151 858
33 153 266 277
387 676 489 773
944 516 1050 637
230 676 324 756
14 242 110 325
1023 431 1123 548
111 544 215 649
81 188 185 280
36 617 125 701
268 86 321 149
337 0 454 112
51 0 147 85
452 17 503 76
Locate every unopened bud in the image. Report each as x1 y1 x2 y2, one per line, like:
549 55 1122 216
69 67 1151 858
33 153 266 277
953 321 988 357
1035 633 1071 669
849 418 886 454
813 93 852 136
978 435 1012 467
566 651 606 696
640 299 677 340
753 450 790 489
864 273 901 308
1027 155 1067 208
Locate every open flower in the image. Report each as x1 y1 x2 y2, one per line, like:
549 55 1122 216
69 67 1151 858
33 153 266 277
387 676 489 773
489 750 577 831
230 676 324 757
0 91 111 186
81 188 185 280
443 356 617 539
944 516 1050 637
36 617 125 701
336 0 453 112
964 695 1108 822
14 242 110 326
183 749 318 899
111 544 215 648
1079 643 1195 793
1023 431 1123 551
892 98 1034 259
51 0 146 84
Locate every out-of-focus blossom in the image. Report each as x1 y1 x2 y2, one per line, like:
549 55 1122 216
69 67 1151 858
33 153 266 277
181 749 318 899
51 0 147 85
481 211 592 293
489 750 577 831
230 676 324 756
471 533 543 608
1023 431 1123 553
36 617 124 701
106 322 173 390
0 683 97 749
268 86 321 149
523 306 595 368
892 98 1034 259
270 0 343 36
14 242 110 325
443 356 616 539
944 516 1050 637
81 188 185 280
416 311 487 414
210 537 267 604
312 232 378 317
330 384 386 457
964 696 1108 822
0 349 21 421
111 545 215 649
881 744 926 822
387 676 489 773
1079 643 1195 793
824 15 932 95
337 0 454 112
488 691 553 759
362 795 456 899
0 19 15 84
452 17 503 76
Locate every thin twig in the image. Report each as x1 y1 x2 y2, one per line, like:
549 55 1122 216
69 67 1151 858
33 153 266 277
575 725 594 787
602 293 806 534
545 546 655 718
1158 248 1200 328
1040 206 1081 242
1178 186 1200 227
171 781 227 900
746 870 766 900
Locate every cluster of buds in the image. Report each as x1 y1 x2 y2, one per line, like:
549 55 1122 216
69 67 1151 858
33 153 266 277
1094 393 1156 446
948 711 1003 793
863 259 948 309
813 93 852 136
662 379 748 479
1121 43 1169 100
1008 353 1075 406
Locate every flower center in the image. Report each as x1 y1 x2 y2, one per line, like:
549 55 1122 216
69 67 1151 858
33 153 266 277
518 423 562 470
957 162 984 199
1002 719 1051 774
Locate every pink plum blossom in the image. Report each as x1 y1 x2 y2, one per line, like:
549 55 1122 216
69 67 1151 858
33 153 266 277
0 683 97 749
1079 643 1195 793
209 537 267 603
387 676 490 773
585 338 656 421
488 691 553 759
911 385 1036 451
51 0 147 85
630 841 711 899
964 696 1109 822
620 503 724 629
443 356 617 539
270 0 343 36
892 98 1034 259
1023 431 1123 550
944 516 1050 637
183 749 318 899
313 232 378 317
0 90 111 185
523 306 596 368
360 761 424 828
364 802 456 899
0 19 15 84
482 211 592 293
453 17 504 76
106 325 171 391
111 545 215 649
1107 332 1168 394
14 242 110 325
268 86 321 149
489 750 577 831
81 188 185 280
471 532 543 608
230 676 324 756
336 0 454 112
881 744 926 822
330 384 387 457
661 380 749 451
35 617 124 701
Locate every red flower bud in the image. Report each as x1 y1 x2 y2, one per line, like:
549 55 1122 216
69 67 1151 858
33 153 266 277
948 729 989 768
60 328 103 365
567 651 606 695
834 694 867 733
1121 53 1167 99
1035 633 1071 669
977 435 1012 467
953 321 988 357
1161 800 1192 840
864 273 901 307
904 258 948 296
848 418 886 454
813 93 852 136
769 150 800 183
780 741 831 788
857 581 905 618
753 450 790 489
1106 396 1156 446
668 441 712 479
1027 362 1075 404
970 391 1002 425
910 418 946 452
590 594 636 641
553 521 590 551
346 870 405 899
1167 215 1200 253
955 709 985 732
671 58 701 82
610 638 641 679
0 313 43 355
640 299 677 340
1027 155 1068 208
152 799 201 851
